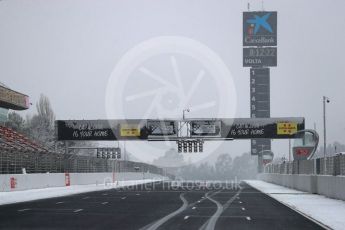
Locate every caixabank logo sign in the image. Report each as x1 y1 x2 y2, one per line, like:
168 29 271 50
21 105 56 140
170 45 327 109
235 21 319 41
243 11 277 46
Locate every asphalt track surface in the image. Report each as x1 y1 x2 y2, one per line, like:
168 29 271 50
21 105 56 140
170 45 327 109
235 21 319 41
0 181 325 230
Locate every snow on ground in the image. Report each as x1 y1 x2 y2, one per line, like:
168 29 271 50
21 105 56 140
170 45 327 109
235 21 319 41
0 179 161 206
245 180 345 230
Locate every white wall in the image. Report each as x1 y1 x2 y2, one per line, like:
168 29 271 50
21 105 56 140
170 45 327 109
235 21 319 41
258 173 345 200
316 175 345 200
0 172 167 192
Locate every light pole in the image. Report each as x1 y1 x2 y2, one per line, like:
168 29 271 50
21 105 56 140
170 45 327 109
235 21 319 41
323 96 330 174
258 144 264 173
123 141 127 161
180 109 190 137
289 139 291 162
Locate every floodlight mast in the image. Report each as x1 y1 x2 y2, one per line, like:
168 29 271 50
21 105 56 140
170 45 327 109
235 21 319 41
182 108 190 120
323 96 330 174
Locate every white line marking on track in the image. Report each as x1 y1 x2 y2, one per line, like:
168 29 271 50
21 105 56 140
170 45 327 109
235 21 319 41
136 193 140 196
197 200 201 203
56 202 64 204
239 201 242 204
246 216 251 221
73 209 83 213
18 208 30 212
121 197 126 199
101 202 108 205
82 197 89 200
184 216 189 220
102 193 108 196
192 207 196 210
241 207 246 211
187 215 250 218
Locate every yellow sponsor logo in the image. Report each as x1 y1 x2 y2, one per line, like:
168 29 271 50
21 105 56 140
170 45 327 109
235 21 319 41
120 124 140 137
277 122 297 135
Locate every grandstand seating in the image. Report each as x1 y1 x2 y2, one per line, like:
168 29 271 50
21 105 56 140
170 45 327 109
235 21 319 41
0 125 167 176
0 126 47 152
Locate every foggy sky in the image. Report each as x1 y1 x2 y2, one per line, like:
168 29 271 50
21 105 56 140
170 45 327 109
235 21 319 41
1 0 345 163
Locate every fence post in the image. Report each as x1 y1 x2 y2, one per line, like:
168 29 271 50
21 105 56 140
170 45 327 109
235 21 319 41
333 155 340 176
294 160 300 174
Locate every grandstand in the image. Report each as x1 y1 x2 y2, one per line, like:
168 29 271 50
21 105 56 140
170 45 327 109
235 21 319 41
0 125 48 152
0 124 165 175
0 84 167 177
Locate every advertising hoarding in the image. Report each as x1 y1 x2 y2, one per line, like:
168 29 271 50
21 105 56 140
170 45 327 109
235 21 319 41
56 117 304 141
190 120 221 137
243 11 277 46
0 85 29 110
147 120 177 138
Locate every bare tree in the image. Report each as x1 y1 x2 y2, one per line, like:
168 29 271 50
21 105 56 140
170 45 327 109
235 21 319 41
5 112 26 132
36 94 55 128
26 94 56 149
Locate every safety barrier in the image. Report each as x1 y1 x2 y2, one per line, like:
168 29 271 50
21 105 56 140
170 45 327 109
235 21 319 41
258 173 345 201
260 154 345 201
264 154 345 176
0 172 168 192
0 146 166 176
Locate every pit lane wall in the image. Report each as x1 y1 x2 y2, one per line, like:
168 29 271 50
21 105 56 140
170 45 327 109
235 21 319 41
0 172 168 192
258 173 345 201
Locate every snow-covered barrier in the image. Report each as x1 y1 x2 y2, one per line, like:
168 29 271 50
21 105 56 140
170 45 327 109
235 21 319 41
258 173 345 200
315 175 345 201
0 172 167 192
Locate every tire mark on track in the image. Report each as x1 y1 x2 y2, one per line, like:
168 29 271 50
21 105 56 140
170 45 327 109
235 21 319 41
199 190 223 230
141 190 218 230
142 193 188 230
199 188 242 230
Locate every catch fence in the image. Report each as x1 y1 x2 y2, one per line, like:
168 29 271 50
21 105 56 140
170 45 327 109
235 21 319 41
264 154 345 176
0 146 165 176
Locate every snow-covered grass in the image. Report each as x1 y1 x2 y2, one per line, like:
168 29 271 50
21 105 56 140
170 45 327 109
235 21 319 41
0 179 161 206
245 180 345 230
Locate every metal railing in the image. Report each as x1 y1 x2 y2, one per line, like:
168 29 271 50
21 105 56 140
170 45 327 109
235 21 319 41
264 154 345 176
0 146 165 176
